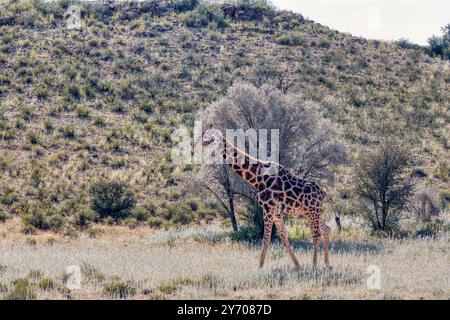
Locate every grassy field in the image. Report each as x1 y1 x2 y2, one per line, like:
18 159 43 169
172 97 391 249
0 218 448 300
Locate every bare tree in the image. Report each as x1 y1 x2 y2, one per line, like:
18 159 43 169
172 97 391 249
412 187 441 223
197 82 347 233
353 140 414 231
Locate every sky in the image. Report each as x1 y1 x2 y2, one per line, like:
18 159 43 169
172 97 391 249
271 0 450 45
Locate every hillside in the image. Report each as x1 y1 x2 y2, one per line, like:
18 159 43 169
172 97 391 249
0 0 449 232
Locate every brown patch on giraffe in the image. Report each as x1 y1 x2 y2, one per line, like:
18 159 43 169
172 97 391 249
244 172 253 181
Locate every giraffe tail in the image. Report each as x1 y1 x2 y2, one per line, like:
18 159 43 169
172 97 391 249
320 185 341 234
334 212 341 234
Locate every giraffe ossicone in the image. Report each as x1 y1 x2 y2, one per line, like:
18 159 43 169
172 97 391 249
201 126 333 268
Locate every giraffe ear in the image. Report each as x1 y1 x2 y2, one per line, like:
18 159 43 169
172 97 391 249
208 124 213 129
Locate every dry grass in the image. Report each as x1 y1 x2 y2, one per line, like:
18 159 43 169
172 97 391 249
0 222 448 300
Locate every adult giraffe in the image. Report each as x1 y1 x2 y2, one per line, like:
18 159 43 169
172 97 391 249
200 126 335 268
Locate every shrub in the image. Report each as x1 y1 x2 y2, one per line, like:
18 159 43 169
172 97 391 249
275 32 306 46
427 24 450 60
181 3 228 29
26 131 40 145
20 106 35 122
435 162 449 182
27 269 43 281
61 124 76 139
439 189 450 209
139 101 155 114
64 84 82 101
124 217 138 228
131 207 151 222
397 38 421 50
229 213 269 242
76 105 90 119
89 179 136 222
0 210 8 223
86 227 104 238
80 262 105 284
103 281 136 299
412 188 441 222
162 201 198 226
0 187 18 205
21 202 65 232
148 216 164 228
6 278 36 300
353 140 414 232
34 86 49 100
415 220 446 238
158 284 177 294
37 278 55 291
72 206 97 228
411 167 427 178
174 0 199 13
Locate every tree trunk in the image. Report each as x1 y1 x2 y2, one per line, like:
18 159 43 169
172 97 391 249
227 194 238 232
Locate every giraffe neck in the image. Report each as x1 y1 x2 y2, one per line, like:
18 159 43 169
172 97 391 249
219 135 261 188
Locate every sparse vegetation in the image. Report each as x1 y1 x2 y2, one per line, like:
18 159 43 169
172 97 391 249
89 179 136 222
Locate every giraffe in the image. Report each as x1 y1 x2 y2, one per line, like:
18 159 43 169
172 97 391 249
200 126 332 268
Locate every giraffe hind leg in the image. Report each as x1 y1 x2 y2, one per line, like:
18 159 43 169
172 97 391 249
320 220 331 267
310 219 321 269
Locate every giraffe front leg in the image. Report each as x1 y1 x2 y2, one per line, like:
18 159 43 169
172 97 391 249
259 214 273 269
320 221 331 267
273 218 300 268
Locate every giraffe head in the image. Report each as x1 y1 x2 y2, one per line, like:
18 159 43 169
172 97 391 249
200 125 223 147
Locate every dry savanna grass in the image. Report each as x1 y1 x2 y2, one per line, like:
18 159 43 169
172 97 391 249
0 220 448 300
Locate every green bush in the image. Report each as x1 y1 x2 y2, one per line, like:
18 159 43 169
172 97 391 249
439 189 450 209
174 0 199 13
61 124 76 139
427 24 450 60
0 210 8 223
163 202 194 225
64 84 82 101
89 179 136 222
20 202 65 232
229 225 260 242
181 3 228 29
72 206 97 228
26 131 40 145
0 187 18 205
130 207 150 222
37 278 55 291
6 278 36 300
148 216 164 229
147 200 215 228
275 32 306 46
139 101 156 114
397 38 421 50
